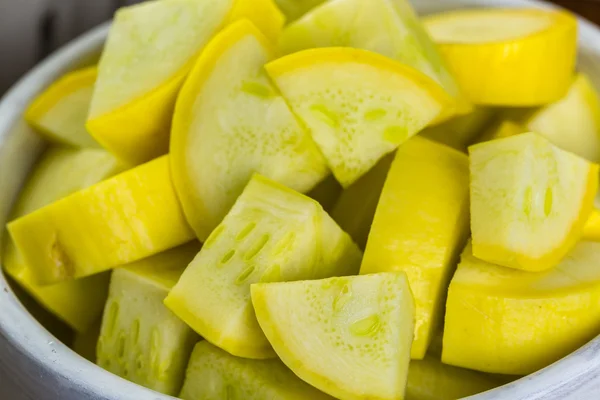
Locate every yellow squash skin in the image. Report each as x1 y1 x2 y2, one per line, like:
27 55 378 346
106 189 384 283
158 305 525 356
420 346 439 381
267 47 455 187
279 0 468 120
25 67 99 148
583 208 600 241
170 20 328 242
425 9 577 106
87 0 284 165
2 147 123 332
469 132 599 272
8 155 194 285
525 73 600 162
361 137 470 359
443 241 600 375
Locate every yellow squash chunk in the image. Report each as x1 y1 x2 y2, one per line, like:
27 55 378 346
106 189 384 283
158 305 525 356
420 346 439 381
525 74 600 162
165 175 361 359
279 0 467 119
87 0 284 164
420 107 495 151
584 208 600 241
361 137 470 359
171 20 328 241
97 242 200 396
475 119 528 144
3 147 123 332
179 341 333 400
331 154 394 250
406 355 501 400
25 67 99 148
267 48 454 187
443 241 600 375
252 273 415 400
8 155 194 285
469 132 598 271
424 8 577 106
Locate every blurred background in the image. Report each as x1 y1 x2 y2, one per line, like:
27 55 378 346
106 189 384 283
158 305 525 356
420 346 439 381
0 0 599 97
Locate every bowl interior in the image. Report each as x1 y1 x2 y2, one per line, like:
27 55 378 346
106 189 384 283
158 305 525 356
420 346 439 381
2 1 600 399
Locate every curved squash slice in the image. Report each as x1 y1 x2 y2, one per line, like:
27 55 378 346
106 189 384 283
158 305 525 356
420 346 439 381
469 132 598 271
171 20 328 241
267 47 454 187
87 0 284 164
165 175 361 359
252 273 414 400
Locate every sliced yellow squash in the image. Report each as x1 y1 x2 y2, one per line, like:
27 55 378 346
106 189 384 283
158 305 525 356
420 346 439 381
443 241 600 375
420 107 495 151
171 20 328 241
252 273 415 400
179 341 333 400
97 242 200 396
25 67 99 148
165 175 361 359
8 155 194 285
525 73 600 162
87 0 284 164
424 8 577 106
406 355 501 400
267 47 454 187
331 154 394 250
361 137 470 359
3 147 123 332
583 208 600 241
469 132 598 271
279 0 467 119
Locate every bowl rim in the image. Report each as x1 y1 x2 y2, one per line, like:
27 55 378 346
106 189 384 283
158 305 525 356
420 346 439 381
1 1 600 399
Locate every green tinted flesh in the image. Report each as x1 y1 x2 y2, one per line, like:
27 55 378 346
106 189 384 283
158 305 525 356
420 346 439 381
165 175 361 359
179 341 334 400
96 243 200 396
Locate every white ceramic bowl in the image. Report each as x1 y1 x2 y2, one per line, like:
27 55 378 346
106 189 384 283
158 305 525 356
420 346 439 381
2 1 600 399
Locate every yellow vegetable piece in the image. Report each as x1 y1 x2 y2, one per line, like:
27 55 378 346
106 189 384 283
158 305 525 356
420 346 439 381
420 106 495 151
171 20 328 241
97 243 200 396
8 155 194 285
425 8 577 106
25 67 99 148
475 119 528 143
252 273 415 400
279 0 468 120
443 241 600 375
179 341 334 400
165 175 361 359
406 355 501 400
267 47 454 187
87 0 284 164
361 137 470 359
331 154 394 250
583 208 600 241
3 147 123 332
525 74 600 162
469 132 598 272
